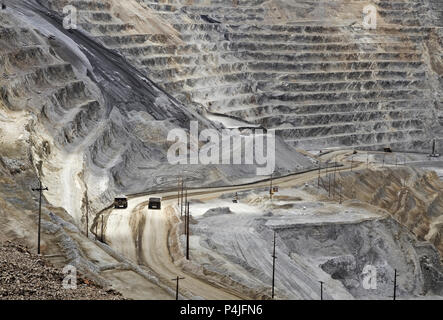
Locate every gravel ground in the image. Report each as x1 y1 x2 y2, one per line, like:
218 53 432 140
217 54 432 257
0 241 124 300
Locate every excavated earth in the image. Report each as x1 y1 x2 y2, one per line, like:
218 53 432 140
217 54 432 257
182 165 443 300
0 0 443 300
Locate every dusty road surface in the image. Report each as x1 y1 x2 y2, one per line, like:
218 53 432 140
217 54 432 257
103 150 369 299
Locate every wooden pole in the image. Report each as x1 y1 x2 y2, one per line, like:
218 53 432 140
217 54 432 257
271 231 276 299
172 276 185 300
32 179 48 255
319 281 324 300
270 174 273 201
186 202 190 260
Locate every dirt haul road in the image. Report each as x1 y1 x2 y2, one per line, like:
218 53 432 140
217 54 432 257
103 150 367 299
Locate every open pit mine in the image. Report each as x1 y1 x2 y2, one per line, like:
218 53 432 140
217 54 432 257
0 0 443 301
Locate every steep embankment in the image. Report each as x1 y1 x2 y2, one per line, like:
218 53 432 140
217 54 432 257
332 167 443 258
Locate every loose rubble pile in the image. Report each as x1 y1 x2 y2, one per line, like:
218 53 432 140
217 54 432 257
0 241 123 300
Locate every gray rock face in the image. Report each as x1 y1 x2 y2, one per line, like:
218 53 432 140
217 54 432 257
277 217 443 297
194 201 443 299
203 206 232 217
39 0 443 152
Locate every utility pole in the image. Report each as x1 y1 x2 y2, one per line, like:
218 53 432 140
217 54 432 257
186 202 190 260
271 231 277 299
172 276 185 300
317 162 321 189
393 269 398 300
350 156 353 172
32 179 48 255
382 153 385 168
270 174 273 201
319 281 324 300
184 199 188 236
366 153 369 169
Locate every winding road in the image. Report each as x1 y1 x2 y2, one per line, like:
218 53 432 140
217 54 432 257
101 150 369 299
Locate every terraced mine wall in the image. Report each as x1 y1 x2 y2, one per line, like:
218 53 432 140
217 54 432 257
0 0 313 231
42 0 443 151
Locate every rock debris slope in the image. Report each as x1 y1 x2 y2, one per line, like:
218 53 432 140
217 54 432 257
0 241 123 300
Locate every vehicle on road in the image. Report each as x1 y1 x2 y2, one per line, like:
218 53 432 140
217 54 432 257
148 197 161 210
114 197 128 209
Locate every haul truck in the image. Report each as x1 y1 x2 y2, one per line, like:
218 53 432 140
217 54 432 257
148 197 162 210
114 197 128 209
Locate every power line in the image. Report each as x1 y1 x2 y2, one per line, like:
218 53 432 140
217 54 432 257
32 179 48 255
